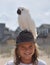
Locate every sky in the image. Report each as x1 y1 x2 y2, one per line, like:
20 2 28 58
0 0 50 31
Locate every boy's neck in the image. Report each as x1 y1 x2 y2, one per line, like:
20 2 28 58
21 58 32 64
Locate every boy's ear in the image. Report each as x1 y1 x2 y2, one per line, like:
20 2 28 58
17 49 20 56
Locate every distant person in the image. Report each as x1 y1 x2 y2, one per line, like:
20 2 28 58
5 30 47 65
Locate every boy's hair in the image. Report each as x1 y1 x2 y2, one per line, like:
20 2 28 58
14 30 39 65
16 30 36 44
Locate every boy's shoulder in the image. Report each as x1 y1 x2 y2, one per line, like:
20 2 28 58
38 59 47 65
5 60 14 65
5 59 47 65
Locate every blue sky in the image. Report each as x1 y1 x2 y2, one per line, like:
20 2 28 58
0 0 50 31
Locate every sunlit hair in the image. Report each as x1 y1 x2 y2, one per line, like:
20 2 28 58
14 43 39 65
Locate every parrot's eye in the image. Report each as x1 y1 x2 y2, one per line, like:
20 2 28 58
22 9 24 11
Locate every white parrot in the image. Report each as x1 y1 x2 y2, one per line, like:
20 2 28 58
17 7 37 39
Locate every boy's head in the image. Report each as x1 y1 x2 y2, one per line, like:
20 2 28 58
16 30 36 63
15 30 38 64
16 30 36 44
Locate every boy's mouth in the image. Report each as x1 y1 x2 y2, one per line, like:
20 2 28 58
24 53 32 55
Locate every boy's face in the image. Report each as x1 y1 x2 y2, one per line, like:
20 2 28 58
17 42 35 62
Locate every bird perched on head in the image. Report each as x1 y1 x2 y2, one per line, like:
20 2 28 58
17 7 37 39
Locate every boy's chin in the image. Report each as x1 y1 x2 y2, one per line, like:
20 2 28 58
23 56 32 59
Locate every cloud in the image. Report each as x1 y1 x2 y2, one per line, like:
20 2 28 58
0 14 10 21
44 12 50 16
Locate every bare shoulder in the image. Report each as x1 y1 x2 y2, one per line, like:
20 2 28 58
38 59 47 65
5 60 14 65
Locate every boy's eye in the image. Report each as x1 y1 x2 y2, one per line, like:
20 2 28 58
21 46 25 49
29 46 32 48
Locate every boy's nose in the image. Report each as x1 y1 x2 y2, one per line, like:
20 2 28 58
25 48 30 51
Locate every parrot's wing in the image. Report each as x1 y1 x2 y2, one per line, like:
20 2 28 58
29 20 37 39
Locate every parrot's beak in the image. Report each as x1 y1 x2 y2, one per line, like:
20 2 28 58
17 9 21 15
